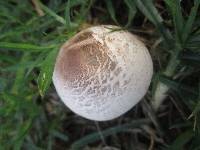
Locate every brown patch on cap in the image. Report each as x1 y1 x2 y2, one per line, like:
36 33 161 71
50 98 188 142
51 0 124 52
54 30 117 90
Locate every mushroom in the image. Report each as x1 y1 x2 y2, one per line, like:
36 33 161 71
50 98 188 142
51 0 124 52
53 25 153 121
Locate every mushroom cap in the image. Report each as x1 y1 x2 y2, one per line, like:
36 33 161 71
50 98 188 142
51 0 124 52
53 25 153 121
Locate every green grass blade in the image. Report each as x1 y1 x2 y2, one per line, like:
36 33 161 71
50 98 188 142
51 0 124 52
191 99 200 117
0 54 18 63
70 0 85 7
151 72 162 99
11 53 30 94
65 0 71 28
160 75 198 96
168 130 194 150
187 53 200 61
38 0 66 25
189 81 200 117
0 42 55 52
124 0 137 27
164 0 184 44
26 52 47 77
0 77 7 92
182 0 200 43
1 61 36 72
51 130 69 142
71 119 150 150
180 50 200 67
133 0 173 46
105 0 119 25
134 0 162 25
199 79 200 98
14 119 33 150
76 0 94 24
37 48 58 97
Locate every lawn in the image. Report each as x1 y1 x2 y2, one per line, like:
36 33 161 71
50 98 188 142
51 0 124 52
0 0 200 150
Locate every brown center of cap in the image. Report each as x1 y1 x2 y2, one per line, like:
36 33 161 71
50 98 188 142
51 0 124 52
54 31 116 89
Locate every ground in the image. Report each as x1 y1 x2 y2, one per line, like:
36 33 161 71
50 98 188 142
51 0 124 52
0 0 200 150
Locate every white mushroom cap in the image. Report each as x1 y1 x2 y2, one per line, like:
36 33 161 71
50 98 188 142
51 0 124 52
53 25 153 121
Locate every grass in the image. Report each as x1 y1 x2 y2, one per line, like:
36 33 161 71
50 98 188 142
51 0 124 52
0 0 200 149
